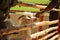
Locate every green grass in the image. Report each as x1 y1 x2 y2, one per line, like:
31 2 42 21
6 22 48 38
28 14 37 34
20 0 50 4
10 5 39 11
10 0 50 12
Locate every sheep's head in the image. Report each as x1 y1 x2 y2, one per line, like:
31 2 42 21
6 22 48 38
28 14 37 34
18 12 38 25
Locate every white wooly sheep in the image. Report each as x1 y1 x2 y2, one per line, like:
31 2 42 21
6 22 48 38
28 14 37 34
8 12 37 40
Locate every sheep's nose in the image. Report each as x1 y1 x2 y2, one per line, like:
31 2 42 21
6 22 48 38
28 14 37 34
33 18 37 21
